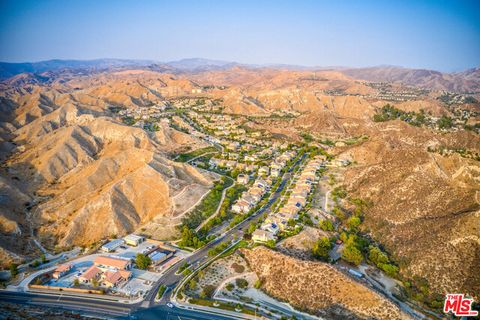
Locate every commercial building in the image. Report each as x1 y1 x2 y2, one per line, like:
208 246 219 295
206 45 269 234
123 234 145 246
101 239 125 252
94 256 133 271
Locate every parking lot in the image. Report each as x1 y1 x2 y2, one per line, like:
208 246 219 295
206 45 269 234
40 238 189 298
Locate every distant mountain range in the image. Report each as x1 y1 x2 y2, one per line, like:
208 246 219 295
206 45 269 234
1 58 479 92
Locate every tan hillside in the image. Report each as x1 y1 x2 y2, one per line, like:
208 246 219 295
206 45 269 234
0 70 211 262
336 121 480 299
242 247 408 320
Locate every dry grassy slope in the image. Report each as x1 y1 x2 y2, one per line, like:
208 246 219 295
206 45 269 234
0 175 34 265
242 247 408 320
0 72 211 260
34 148 209 246
277 226 331 260
194 67 376 115
341 66 480 93
340 122 480 298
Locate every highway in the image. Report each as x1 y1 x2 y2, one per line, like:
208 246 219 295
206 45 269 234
0 290 133 318
0 153 307 320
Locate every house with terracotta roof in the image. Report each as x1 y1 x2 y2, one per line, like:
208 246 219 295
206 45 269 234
79 265 102 283
52 264 73 279
101 270 131 288
232 199 252 214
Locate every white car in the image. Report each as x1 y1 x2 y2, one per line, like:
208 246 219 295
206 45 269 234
167 302 174 308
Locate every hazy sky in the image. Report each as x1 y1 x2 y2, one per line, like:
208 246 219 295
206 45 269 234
1 0 479 71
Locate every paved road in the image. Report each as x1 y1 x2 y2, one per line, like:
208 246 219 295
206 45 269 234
134 304 239 320
143 155 304 308
1 153 307 320
0 290 133 318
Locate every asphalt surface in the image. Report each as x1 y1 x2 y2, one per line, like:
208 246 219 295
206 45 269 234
133 304 240 320
0 291 133 318
1 153 307 320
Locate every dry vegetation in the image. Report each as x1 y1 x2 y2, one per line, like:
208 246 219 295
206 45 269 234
242 246 408 320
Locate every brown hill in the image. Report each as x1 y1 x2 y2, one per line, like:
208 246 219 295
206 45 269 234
337 121 480 299
242 247 408 320
341 66 480 93
0 71 210 263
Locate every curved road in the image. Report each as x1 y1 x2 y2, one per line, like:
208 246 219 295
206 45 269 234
1 153 306 320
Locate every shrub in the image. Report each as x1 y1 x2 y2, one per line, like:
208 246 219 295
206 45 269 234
312 237 332 261
200 285 216 299
235 278 248 289
320 219 334 231
9 263 18 277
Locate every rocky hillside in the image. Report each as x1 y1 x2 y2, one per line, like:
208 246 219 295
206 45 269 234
339 121 480 300
341 66 480 93
242 247 408 320
0 70 210 264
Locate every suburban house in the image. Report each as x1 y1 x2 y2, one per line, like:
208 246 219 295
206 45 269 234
52 264 73 279
260 222 280 235
258 166 270 176
271 168 281 178
237 174 250 184
232 199 252 213
252 229 276 243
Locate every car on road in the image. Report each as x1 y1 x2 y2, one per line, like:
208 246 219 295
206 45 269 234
167 302 174 308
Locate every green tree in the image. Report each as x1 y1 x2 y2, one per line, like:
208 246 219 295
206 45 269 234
342 244 363 266
9 263 18 277
247 223 257 234
332 206 346 221
200 285 216 298
368 246 389 266
92 278 99 288
437 115 453 129
287 219 296 227
135 253 152 270
265 240 276 249
346 216 361 230
73 278 80 287
226 283 234 291
230 169 240 179
188 279 197 290
312 237 332 261
236 278 249 289
40 254 47 264
320 219 334 231
380 263 399 277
